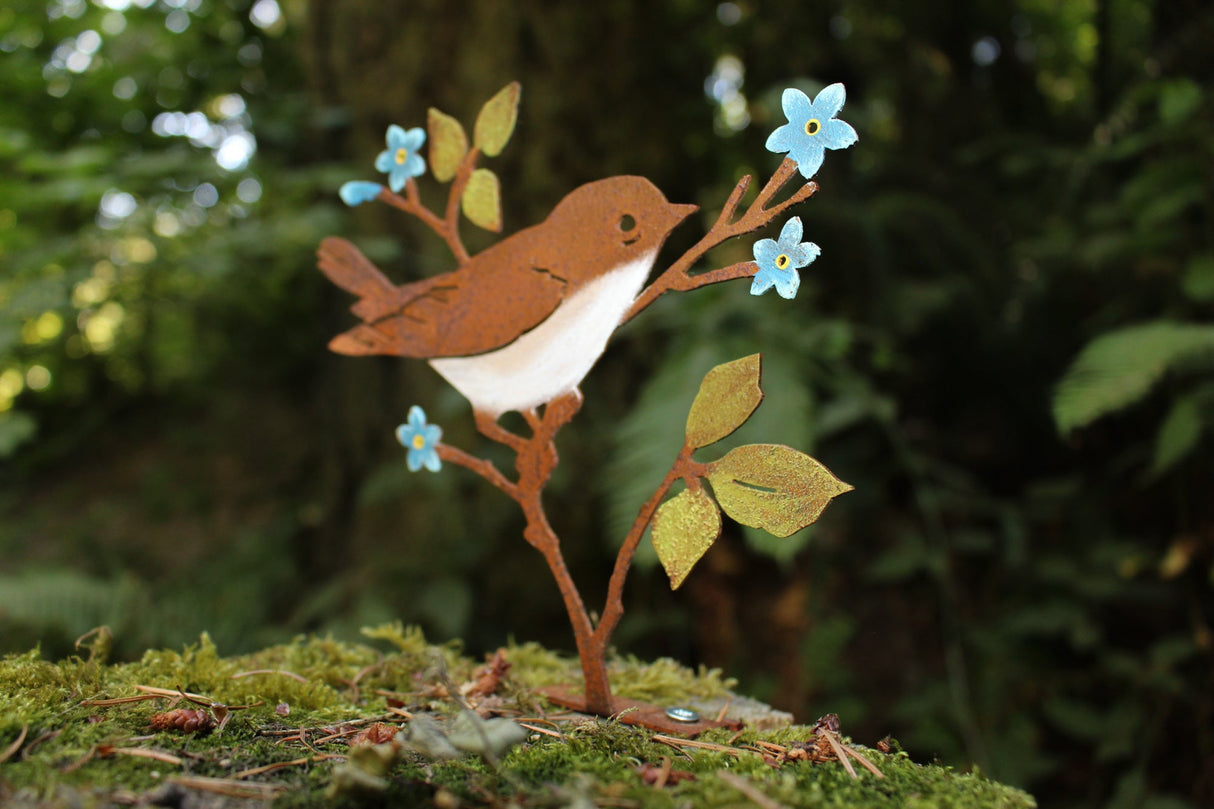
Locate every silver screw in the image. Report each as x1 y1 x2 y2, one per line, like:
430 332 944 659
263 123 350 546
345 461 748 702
665 706 701 723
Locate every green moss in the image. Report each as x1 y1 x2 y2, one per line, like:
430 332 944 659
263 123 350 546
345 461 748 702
0 630 1035 809
609 654 736 702
504 642 736 702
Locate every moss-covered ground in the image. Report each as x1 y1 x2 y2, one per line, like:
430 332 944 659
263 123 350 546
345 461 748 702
0 625 1035 808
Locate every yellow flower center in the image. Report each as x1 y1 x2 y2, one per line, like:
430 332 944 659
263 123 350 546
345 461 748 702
804 118 821 136
776 254 791 270
411 434 426 450
395 147 409 164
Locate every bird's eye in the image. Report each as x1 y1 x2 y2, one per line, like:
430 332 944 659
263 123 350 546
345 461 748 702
618 214 637 232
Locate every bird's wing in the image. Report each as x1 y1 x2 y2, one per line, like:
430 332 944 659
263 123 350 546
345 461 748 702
397 263 568 357
327 233 571 359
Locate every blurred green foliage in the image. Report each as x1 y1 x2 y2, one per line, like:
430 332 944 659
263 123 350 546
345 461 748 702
1 2 1211 808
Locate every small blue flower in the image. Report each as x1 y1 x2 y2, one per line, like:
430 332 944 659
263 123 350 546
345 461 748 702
750 217 820 299
396 405 442 472
765 83 858 179
375 125 427 192
339 181 384 207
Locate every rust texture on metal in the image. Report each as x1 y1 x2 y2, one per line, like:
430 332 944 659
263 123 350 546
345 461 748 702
317 82 851 725
536 685 741 738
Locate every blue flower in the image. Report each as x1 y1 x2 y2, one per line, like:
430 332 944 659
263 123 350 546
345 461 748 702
339 181 384 207
765 83 858 179
396 405 442 472
750 217 820 299
375 125 427 192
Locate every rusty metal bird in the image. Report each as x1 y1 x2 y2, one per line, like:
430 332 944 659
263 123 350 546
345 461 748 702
318 175 696 419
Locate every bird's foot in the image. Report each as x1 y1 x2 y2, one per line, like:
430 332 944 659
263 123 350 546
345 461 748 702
542 389 584 434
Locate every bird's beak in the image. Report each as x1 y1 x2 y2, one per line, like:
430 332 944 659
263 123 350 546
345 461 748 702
667 202 699 229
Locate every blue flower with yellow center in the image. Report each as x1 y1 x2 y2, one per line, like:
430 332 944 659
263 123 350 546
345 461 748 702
375 125 427 192
396 405 442 472
750 217 820 299
765 83 858 179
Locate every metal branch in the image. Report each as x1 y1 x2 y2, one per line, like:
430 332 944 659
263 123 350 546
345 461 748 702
591 446 705 661
623 157 817 323
435 444 517 499
376 166 473 266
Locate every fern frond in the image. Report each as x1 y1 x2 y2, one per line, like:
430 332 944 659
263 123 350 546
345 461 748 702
1052 321 1214 434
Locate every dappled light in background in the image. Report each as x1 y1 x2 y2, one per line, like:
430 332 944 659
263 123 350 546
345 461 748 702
1 2 1211 807
0 0 293 423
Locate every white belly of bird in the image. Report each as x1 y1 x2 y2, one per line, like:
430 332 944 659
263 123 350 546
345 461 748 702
429 250 656 417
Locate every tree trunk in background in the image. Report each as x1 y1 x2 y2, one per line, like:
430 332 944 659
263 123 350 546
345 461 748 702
1150 0 1214 77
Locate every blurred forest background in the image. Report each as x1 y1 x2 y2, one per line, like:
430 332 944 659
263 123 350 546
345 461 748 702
2 0 1212 806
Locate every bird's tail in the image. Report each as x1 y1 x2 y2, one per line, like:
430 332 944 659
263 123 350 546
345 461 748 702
317 236 421 322
328 323 397 356
318 237 393 306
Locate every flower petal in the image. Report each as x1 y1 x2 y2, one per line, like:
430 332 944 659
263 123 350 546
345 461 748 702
786 241 821 269
406 449 423 472
423 423 442 446
396 424 413 447
777 217 804 247
750 271 775 296
784 243 812 269
765 124 798 155
781 88 813 124
404 152 427 179
374 150 394 173
386 124 407 148
423 450 442 472
773 270 800 299
811 83 847 120
753 238 781 269
793 147 826 179
819 118 859 150
402 127 426 151
339 181 384 207
408 405 427 429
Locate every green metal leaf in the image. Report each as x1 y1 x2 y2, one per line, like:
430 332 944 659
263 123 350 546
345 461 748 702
651 486 721 590
706 444 852 538
461 168 502 232
1053 321 1214 434
427 107 468 183
473 81 521 158
685 354 763 449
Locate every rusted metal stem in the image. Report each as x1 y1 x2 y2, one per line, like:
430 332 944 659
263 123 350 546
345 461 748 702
376 162 474 266
442 148 479 265
589 447 706 674
453 392 616 712
445 396 720 715
435 444 516 499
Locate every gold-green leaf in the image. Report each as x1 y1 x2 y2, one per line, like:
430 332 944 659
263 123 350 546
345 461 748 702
427 107 468 183
651 487 722 590
473 81 521 157
685 354 763 449
706 444 852 538
461 168 502 232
